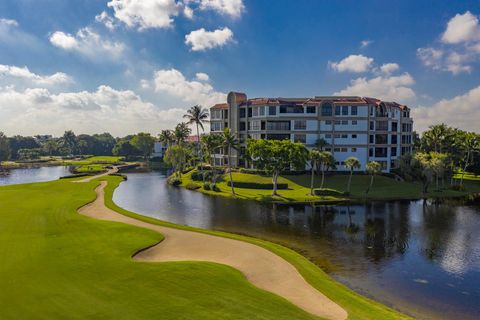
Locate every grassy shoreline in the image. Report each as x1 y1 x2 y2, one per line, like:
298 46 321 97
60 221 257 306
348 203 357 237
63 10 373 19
177 169 480 204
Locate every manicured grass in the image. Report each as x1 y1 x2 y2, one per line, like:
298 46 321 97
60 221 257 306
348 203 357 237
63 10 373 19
180 170 480 203
0 178 325 320
64 155 124 166
104 176 412 320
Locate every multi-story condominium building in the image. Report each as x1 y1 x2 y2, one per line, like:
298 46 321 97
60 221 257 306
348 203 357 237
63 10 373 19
210 91 413 172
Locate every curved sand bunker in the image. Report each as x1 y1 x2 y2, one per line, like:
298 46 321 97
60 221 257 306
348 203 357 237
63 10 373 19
78 181 347 320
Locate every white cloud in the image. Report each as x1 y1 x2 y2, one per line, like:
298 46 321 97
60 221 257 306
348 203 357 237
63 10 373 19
195 72 209 81
49 28 125 60
153 68 225 106
360 40 372 48
417 46 472 75
329 54 374 73
183 5 194 19
185 27 233 51
442 11 480 44
0 64 72 86
0 18 18 27
379 63 399 75
196 0 245 18
107 0 181 30
0 85 186 136
95 11 117 30
412 85 480 133
335 72 416 102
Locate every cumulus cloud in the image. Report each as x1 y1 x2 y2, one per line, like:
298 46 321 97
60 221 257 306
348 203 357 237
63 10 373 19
412 85 480 133
195 0 245 17
185 27 233 51
195 72 209 81
379 63 400 75
49 27 125 60
95 11 117 30
0 85 186 136
442 11 480 44
152 68 226 106
0 64 72 86
335 72 416 102
0 18 18 27
107 0 181 30
329 54 374 73
418 11 480 74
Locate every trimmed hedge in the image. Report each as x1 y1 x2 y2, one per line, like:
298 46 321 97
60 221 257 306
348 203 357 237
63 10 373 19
313 188 345 196
59 173 90 179
227 181 288 190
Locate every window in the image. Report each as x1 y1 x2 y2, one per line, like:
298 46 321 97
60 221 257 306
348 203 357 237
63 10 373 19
321 104 332 116
370 121 374 130
294 134 306 143
391 147 397 157
335 106 341 115
325 134 332 138
369 148 374 157
248 107 252 117
239 122 246 131
342 106 349 115
341 134 348 139
259 106 265 116
391 122 398 131
352 134 357 139
341 147 348 152
280 105 304 113
268 106 276 116
252 107 259 117
334 148 340 152
352 120 357 125
351 147 357 152
334 134 341 138
266 134 290 140
335 120 341 125
325 147 332 151
351 106 358 115
294 120 307 130
375 134 388 144
306 106 316 114
375 147 388 158
250 120 261 131
211 122 222 131
266 121 290 130
391 135 397 144
342 120 348 125
325 120 332 125
376 121 388 131
369 135 374 143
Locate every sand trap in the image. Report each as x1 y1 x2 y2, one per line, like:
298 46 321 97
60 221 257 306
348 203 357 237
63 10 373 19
78 181 348 320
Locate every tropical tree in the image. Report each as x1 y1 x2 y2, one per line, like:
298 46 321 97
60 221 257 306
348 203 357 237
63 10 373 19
164 145 187 178
317 151 336 189
221 128 239 195
365 161 381 195
0 132 10 171
42 139 59 156
458 132 480 185
247 139 307 196
309 150 321 195
131 133 155 161
174 122 192 145
61 130 77 155
413 152 436 194
158 130 175 148
421 123 454 153
345 156 361 194
201 134 223 183
183 105 209 160
314 138 329 151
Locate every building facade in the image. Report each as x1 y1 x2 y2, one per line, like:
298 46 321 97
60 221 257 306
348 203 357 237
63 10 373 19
210 91 413 172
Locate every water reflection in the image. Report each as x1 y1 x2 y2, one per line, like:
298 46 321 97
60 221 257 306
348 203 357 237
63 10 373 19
113 171 480 320
0 166 71 186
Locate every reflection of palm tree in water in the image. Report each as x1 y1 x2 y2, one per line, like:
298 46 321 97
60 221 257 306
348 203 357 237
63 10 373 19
344 206 359 235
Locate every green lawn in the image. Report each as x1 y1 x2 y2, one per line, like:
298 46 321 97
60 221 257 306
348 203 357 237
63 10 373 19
180 170 480 203
0 177 323 320
63 156 125 173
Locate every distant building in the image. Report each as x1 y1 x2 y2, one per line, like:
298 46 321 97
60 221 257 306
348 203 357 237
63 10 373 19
152 141 167 158
210 91 413 172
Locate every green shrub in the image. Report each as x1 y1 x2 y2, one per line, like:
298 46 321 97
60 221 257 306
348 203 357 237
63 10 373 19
203 183 211 190
226 181 288 190
239 168 268 175
109 173 128 180
186 183 200 190
167 175 181 186
313 188 345 196
59 173 90 179
211 184 220 192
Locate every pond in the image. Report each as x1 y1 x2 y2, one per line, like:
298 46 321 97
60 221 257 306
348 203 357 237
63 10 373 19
0 166 71 186
113 171 480 320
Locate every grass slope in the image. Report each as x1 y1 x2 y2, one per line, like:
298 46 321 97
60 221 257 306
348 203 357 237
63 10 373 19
104 176 412 320
181 170 480 203
0 178 322 320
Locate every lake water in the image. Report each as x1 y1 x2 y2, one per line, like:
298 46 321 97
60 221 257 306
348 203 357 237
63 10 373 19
113 171 480 320
0 166 71 186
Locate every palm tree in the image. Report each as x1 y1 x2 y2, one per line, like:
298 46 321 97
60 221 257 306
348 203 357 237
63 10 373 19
158 130 175 148
344 156 361 194
318 151 336 189
365 161 381 195
174 122 191 145
314 138 329 151
221 128 239 196
309 150 321 195
184 105 209 161
459 132 480 185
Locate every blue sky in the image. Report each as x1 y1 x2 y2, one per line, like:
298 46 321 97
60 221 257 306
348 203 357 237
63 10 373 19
0 0 479 135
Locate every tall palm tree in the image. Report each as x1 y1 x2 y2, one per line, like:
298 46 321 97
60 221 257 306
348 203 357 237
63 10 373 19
174 122 191 145
309 150 321 195
158 130 175 148
365 161 381 195
221 128 239 196
201 134 223 183
345 156 361 194
314 138 329 151
318 151 335 189
184 105 209 161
